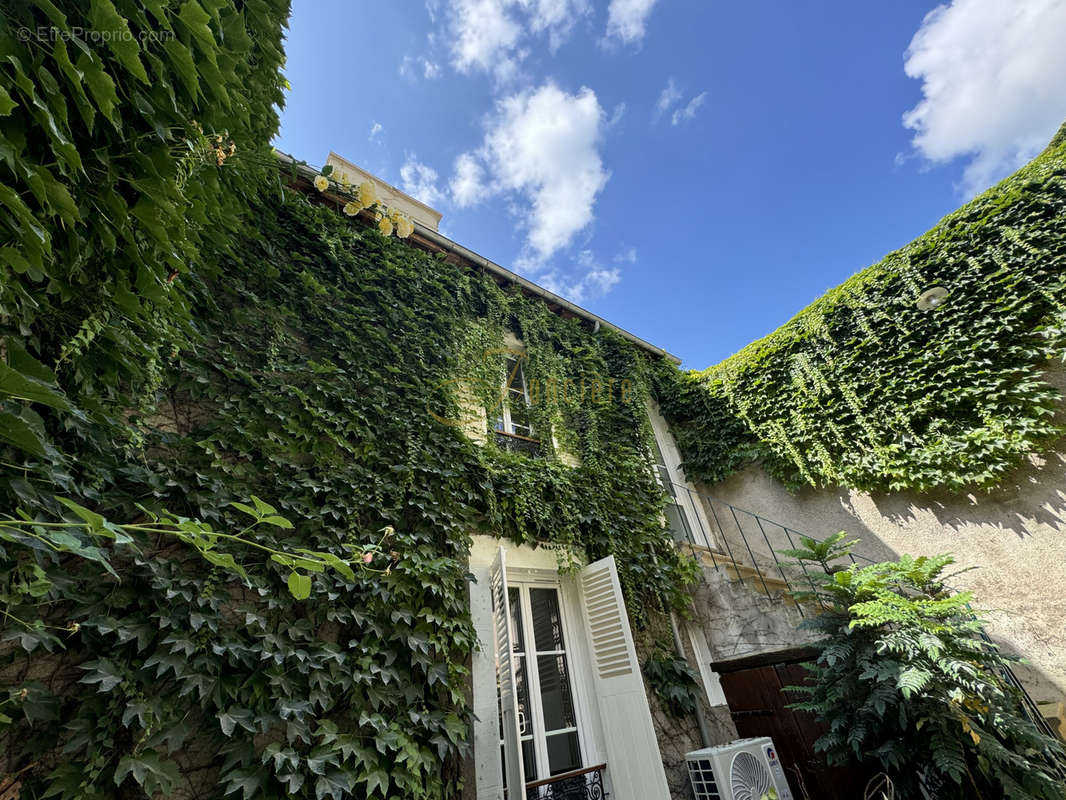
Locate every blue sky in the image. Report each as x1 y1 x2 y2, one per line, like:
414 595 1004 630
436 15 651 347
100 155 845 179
274 0 1066 368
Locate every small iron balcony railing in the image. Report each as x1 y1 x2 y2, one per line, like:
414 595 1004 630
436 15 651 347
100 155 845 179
494 429 543 456
525 763 608 800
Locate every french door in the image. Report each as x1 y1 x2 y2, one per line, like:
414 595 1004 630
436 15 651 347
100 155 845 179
499 582 584 796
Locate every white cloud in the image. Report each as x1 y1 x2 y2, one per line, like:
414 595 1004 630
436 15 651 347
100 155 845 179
902 0 1066 196
440 0 589 80
450 152 487 207
400 156 445 207
538 250 620 304
518 0 591 51
450 82 609 263
368 121 384 143
654 78 706 126
607 102 627 128
605 0 659 45
671 91 706 126
400 54 443 81
654 78 681 120
447 0 523 77
613 246 637 264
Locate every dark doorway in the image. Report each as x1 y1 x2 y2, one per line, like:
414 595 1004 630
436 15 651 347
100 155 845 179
718 659 876 800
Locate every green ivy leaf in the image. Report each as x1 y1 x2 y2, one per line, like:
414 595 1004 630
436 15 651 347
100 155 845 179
113 752 179 793
89 0 149 83
0 86 16 116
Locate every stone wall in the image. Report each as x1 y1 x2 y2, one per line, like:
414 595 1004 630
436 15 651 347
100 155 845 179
635 610 740 800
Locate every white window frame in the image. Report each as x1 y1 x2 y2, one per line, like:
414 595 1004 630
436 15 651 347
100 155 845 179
646 399 718 551
499 578 590 786
469 536 671 800
494 353 535 440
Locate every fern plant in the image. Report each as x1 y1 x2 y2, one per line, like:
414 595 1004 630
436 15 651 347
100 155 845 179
781 534 1066 800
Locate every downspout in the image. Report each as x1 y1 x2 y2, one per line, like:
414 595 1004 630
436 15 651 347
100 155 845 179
669 611 710 747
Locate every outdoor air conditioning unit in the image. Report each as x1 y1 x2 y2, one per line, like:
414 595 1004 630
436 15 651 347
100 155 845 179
686 737 794 800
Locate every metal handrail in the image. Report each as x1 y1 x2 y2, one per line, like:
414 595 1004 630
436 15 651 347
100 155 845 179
659 477 877 615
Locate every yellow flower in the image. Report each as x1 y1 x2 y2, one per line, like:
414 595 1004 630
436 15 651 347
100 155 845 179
343 201 360 216
378 217 394 236
356 181 377 208
396 216 414 238
313 174 329 192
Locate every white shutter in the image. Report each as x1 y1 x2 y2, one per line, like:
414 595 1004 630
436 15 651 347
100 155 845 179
490 546 526 798
579 556 671 800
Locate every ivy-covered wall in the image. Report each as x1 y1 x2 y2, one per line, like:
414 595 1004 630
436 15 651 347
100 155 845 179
0 2 694 798
1 168 695 800
655 123 1066 493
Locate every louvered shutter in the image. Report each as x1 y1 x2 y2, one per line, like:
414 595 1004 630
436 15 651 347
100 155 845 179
490 546 525 798
579 556 671 800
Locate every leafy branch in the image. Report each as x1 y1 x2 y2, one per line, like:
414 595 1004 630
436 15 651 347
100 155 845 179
781 537 1066 799
0 495 395 602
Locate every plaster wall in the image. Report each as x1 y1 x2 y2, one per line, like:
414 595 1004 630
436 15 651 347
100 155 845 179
688 569 821 665
698 428 1066 708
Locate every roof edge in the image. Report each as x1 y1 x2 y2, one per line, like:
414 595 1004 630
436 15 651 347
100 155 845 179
275 152 682 364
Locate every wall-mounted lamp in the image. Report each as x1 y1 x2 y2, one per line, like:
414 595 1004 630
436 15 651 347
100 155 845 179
916 286 949 311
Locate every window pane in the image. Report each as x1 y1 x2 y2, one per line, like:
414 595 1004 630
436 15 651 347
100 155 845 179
504 357 525 394
665 502 692 543
508 587 525 654
530 588 564 652
501 741 539 792
546 730 582 775
536 654 577 731
509 395 531 427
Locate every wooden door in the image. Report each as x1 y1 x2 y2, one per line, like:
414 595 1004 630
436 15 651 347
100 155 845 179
719 662 876 800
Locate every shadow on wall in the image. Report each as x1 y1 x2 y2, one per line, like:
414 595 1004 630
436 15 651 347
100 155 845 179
860 448 1066 537
696 366 1066 706
867 365 1066 536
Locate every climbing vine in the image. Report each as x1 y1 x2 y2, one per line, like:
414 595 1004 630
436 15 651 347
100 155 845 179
1 171 694 799
0 1 694 798
655 123 1066 493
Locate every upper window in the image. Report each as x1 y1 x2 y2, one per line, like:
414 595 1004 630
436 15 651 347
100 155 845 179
494 355 540 455
646 400 718 551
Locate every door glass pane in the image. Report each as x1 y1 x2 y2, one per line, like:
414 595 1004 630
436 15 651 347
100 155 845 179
509 587 525 654
536 654 577 731
530 588 564 652
545 730 582 775
521 737 538 781
515 655 532 737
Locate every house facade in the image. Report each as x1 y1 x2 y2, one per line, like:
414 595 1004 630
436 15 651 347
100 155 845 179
2 133 1062 800
298 149 1066 800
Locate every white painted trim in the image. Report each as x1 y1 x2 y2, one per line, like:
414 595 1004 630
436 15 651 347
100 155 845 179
469 536 606 797
646 399 717 550
686 624 727 707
